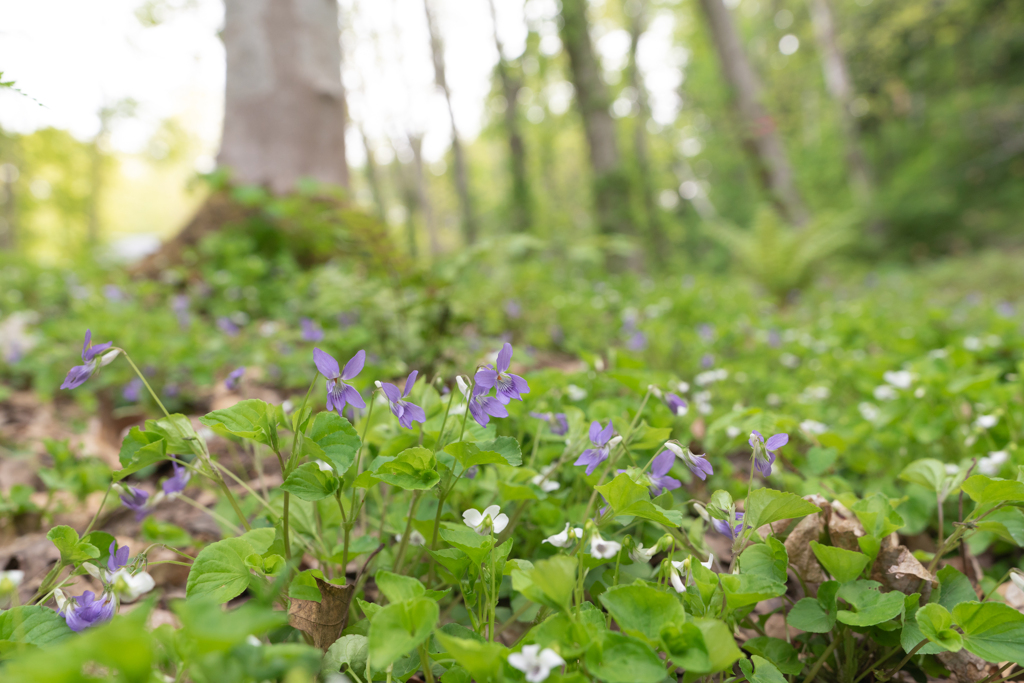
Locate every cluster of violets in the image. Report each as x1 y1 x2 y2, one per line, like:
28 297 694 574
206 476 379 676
55 540 154 632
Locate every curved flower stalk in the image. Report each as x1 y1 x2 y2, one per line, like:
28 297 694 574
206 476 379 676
508 645 565 683
574 421 615 476
665 441 713 481
749 430 788 477
376 371 426 429
60 330 116 390
463 505 509 535
474 343 530 404
313 348 366 415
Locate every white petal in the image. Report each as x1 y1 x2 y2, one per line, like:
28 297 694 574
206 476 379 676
118 570 156 602
492 514 509 534
0 570 24 587
83 563 102 580
482 505 502 520
538 648 566 668
701 553 715 570
53 589 67 610
462 509 484 527
315 460 333 472
664 441 685 458
507 653 528 672
670 569 687 593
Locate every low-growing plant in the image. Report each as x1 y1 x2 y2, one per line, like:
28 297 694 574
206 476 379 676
1 328 1023 683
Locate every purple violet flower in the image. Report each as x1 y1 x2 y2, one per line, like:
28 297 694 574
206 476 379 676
377 371 426 429
465 465 479 479
59 590 116 632
314 348 366 415
505 300 522 319
701 353 715 369
474 343 530 405
665 393 688 417
171 294 190 329
217 317 239 337
225 366 245 391
120 486 150 521
467 384 508 428
665 442 714 480
107 541 129 573
749 430 788 477
122 377 142 402
626 331 648 351
711 512 745 540
574 421 615 476
61 330 113 390
529 411 570 436
646 451 682 496
162 463 191 495
300 318 324 342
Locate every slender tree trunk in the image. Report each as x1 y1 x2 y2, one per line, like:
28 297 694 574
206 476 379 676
625 0 669 265
359 126 387 223
423 0 478 245
408 134 440 257
697 0 808 225
807 0 873 201
0 163 15 250
559 0 634 247
487 0 531 233
218 0 349 193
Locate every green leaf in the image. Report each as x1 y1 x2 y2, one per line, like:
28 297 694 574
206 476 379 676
599 583 686 643
185 537 256 603
200 399 279 452
375 447 440 490
240 527 276 555
375 571 426 603
324 634 368 675
511 555 576 611
917 604 963 652
113 433 169 480
851 494 904 539
744 489 821 533
0 606 73 649
476 436 523 466
281 462 339 501
46 525 99 565
306 412 361 475
368 597 439 670
936 566 976 610
584 631 667 683
439 524 493 566
738 537 789 583
117 426 165 468
661 619 742 674
743 637 804 675
786 581 838 633
953 601 1024 665
836 581 906 627
434 631 506 683
975 507 1024 546
810 542 871 583
444 442 512 470
147 414 207 457
595 473 683 526
899 459 949 493
805 447 838 476
719 574 787 610
961 475 1024 506
743 655 789 683
173 599 289 654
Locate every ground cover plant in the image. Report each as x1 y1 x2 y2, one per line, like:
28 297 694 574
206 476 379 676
1 265 1023 682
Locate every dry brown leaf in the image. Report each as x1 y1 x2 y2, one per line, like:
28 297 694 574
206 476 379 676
937 649 999 683
288 577 356 651
786 509 829 586
872 544 936 595
828 500 865 551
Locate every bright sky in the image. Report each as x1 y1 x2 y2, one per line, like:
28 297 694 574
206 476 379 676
0 0 684 166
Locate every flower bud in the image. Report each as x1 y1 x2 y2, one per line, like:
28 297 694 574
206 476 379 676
608 435 623 448
456 375 470 399
648 384 663 398
53 588 68 610
99 349 121 366
664 441 685 458
1012 569 1024 593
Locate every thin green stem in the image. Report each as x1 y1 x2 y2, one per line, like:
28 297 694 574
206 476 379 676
121 350 171 417
287 372 320 473
283 492 292 559
392 491 422 572
489 540 497 641
878 639 928 681
801 634 843 683
82 484 113 536
853 647 899 683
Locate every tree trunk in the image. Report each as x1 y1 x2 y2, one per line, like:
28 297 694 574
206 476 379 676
807 0 873 201
358 126 387 224
423 0 478 245
559 0 633 245
487 0 532 233
0 163 15 250
625 0 669 265
218 0 349 194
697 0 808 225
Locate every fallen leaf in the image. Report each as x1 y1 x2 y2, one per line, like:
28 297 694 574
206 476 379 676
828 500 864 551
288 577 356 651
785 496 831 587
937 649 998 683
871 544 936 595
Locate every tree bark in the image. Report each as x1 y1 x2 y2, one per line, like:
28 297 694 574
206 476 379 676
625 0 669 264
487 0 532 233
559 0 633 245
697 0 808 225
0 163 15 250
807 0 873 201
423 0 478 245
358 126 387 224
218 0 349 194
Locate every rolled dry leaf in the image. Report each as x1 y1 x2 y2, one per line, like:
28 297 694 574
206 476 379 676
871 544 936 596
936 649 999 683
288 577 356 651
784 496 831 587
828 500 865 551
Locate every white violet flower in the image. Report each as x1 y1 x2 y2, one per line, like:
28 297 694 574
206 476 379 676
589 532 621 560
974 414 998 430
507 644 565 683
110 569 156 603
883 370 914 389
543 523 583 549
462 505 509 535
394 530 426 546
